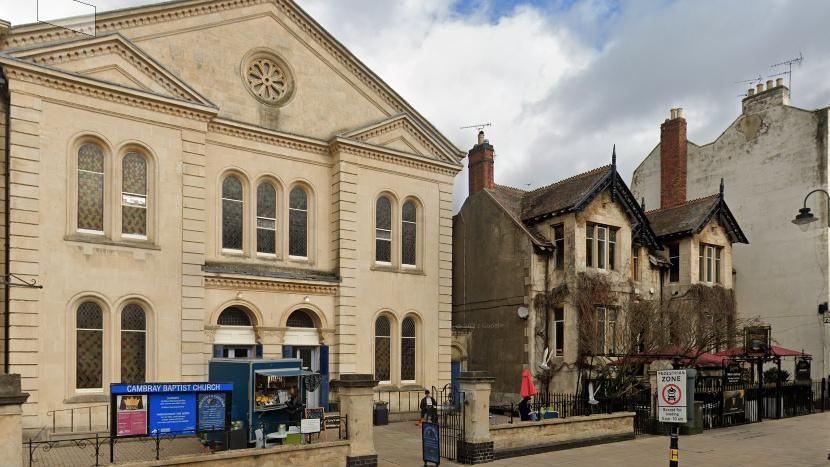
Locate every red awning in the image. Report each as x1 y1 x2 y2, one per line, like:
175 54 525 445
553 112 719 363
715 345 810 358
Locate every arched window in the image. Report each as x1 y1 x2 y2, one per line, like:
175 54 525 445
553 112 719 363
217 307 252 327
286 309 315 328
402 200 417 267
288 187 308 258
78 143 105 233
375 197 392 264
222 176 244 251
120 304 146 384
122 152 148 238
374 316 391 382
401 317 416 382
256 183 277 255
76 302 103 389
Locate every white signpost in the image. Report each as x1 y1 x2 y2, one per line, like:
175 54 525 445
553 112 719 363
657 369 687 424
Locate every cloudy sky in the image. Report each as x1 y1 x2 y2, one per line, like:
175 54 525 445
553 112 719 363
3 0 830 208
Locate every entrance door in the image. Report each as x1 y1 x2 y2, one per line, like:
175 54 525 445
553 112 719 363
295 346 320 408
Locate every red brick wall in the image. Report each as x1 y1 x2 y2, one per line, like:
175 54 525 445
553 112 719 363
468 143 495 195
660 117 687 208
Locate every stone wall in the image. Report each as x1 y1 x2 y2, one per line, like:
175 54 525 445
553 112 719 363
119 441 350 467
489 412 635 457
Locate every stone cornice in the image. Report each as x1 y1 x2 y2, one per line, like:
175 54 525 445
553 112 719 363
12 34 211 105
346 114 455 165
204 276 337 295
0 56 218 122
208 119 329 155
331 137 461 177
2 0 463 160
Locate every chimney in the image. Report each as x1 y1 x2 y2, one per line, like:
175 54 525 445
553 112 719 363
743 79 790 114
467 130 495 196
660 107 687 209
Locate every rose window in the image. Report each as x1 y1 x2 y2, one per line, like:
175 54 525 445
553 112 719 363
245 57 290 104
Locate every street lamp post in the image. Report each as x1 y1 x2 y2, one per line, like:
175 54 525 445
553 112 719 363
792 189 830 230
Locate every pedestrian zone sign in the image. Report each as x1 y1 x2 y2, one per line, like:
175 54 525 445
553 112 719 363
657 369 687 423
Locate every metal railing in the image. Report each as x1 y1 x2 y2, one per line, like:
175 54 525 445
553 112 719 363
46 404 109 434
25 418 349 467
373 388 424 413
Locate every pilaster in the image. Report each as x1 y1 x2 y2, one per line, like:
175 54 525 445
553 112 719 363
438 181 454 388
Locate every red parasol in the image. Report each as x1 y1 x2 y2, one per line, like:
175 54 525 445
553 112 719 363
520 368 537 398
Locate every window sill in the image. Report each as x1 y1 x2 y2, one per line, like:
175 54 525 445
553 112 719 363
65 234 160 251
370 265 425 275
65 394 108 404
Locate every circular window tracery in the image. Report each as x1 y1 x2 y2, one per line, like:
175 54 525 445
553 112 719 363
242 50 294 106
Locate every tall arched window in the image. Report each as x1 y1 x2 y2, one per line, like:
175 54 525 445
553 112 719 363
286 309 315 328
120 304 146 384
374 316 391 382
78 143 105 233
401 317 416 382
122 152 148 238
402 200 417 267
375 197 392 264
289 187 308 258
222 176 244 251
217 307 252 327
256 183 277 255
76 302 103 390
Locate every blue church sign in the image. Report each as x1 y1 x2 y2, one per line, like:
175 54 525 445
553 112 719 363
422 422 441 465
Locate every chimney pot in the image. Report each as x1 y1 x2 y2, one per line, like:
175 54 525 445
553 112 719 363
756 83 765 93
477 130 485 145
766 80 774 90
676 108 684 119
776 78 784 87
747 88 755 96
670 108 677 119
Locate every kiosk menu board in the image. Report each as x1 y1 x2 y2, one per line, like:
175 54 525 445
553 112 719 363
110 383 232 438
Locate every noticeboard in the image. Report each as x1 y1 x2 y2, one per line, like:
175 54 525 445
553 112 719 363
422 422 440 465
110 383 232 438
723 389 745 415
657 369 687 423
795 358 811 382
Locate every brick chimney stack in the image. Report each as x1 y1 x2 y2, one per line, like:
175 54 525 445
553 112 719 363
660 108 687 209
468 130 495 196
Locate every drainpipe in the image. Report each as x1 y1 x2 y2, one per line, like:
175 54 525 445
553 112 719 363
1 69 9 373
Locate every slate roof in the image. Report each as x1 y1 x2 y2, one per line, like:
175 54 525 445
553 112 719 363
483 164 661 250
645 194 748 244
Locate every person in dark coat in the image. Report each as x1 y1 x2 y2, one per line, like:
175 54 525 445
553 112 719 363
286 386 304 425
518 396 533 421
417 390 437 425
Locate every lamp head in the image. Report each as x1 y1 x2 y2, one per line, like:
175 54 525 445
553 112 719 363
792 207 817 231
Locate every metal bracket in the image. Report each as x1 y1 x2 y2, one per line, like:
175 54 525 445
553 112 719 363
1 273 43 288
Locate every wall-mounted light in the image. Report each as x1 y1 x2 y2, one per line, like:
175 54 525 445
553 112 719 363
517 306 529 320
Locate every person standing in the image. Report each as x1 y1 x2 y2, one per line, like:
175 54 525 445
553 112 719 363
417 390 437 426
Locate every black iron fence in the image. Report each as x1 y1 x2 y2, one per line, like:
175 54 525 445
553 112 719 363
373 389 424 413
24 418 348 467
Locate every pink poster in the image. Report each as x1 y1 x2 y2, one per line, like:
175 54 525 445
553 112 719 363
116 395 148 436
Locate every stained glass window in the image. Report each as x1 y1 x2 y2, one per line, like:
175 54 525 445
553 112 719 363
287 309 315 328
78 143 105 232
121 304 146 384
122 152 147 237
402 201 417 267
289 187 308 258
401 317 416 381
374 316 391 381
257 183 277 254
222 176 244 250
76 302 103 389
218 307 252 326
375 197 392 263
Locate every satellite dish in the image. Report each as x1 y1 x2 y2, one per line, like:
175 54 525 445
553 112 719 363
517 306 529 320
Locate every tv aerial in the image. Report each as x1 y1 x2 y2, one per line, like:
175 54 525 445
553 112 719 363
770 52 803 95
460 122 492 132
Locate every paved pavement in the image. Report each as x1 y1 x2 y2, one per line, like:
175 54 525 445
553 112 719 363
375 412 830 466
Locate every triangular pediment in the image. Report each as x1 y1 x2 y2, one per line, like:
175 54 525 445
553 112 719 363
342 114 459 164
1 0 461 165
8 34 213 106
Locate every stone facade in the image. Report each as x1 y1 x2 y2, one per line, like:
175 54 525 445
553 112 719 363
0 0 462 430
631 82 830 378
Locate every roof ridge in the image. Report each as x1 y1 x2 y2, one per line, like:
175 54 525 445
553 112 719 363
645 193 719 214
524 165 611 196
492 183 527 194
